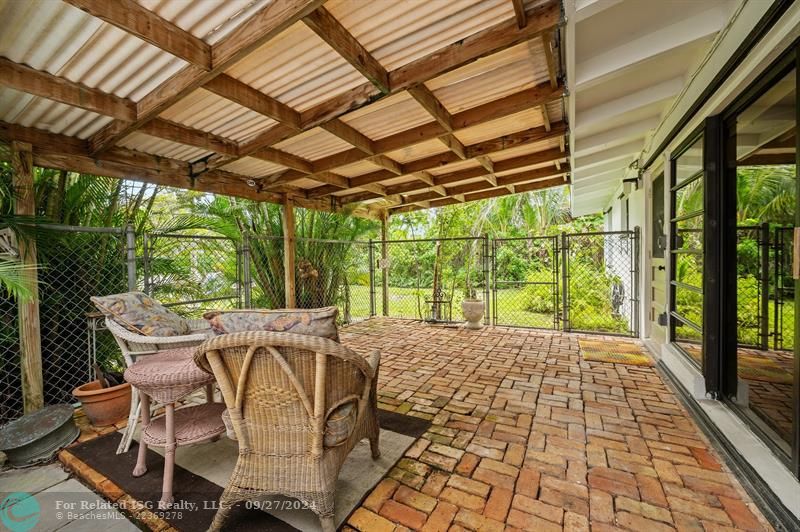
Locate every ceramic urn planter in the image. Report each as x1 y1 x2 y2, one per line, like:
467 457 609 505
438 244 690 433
461 299 485 329
73 380 131 427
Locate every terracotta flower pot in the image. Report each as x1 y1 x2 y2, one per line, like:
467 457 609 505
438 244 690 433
73 380 131 427
461 299 485 330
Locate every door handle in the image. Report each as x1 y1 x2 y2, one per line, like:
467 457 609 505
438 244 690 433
658 265 665 271
794 228 800 279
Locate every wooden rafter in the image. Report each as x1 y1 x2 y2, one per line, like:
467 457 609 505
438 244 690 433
341 143 568 204
303 6 390 93
512 0 528 28
305 123 565 199
63 0 212 69
239 0 560 157
543 30 558 89
88 0 325 154
204 75 301 129
0 0 565 215
394 165 569 207
0 58 136 121
391 175 568 214
272 82 563 187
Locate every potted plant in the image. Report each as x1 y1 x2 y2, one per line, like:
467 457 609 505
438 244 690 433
461 286 485 330
73 363 131 427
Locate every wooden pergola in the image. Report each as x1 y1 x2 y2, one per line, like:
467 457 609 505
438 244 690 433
1 0 568 413
0 0 567 219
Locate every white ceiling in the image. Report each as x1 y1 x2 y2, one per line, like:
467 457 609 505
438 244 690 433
566 0 740 215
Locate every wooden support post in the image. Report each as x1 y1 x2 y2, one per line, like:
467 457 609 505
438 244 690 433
381 211 389 317
12 141 43 413
282 196 296 308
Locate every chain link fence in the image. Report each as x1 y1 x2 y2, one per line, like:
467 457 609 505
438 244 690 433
143 233 242 318
1 225 130 425
2 226 647 426
380 237 488 322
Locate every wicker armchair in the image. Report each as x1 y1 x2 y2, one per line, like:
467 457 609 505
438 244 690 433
194 331 381 532
105 317 213 454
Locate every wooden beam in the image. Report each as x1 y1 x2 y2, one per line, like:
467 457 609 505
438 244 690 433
140 118 238 156
543 30 558 89
408 85 453 131
0 58 136 121
286 0 560 137
282 197 296 308
439 134 467 159
341 143 568 203
367 155 403 175
89 0 324 154
250 147 314 173
390 0 559 91
303 6 390 93
541 103 551 131
512 0 528 28
321 119 375 154
63 0 212 69
11 140 43 413
397 165 569 205
391 175 568 213
204 75 301 129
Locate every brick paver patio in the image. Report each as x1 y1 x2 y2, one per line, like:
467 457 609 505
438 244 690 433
340 318 772 532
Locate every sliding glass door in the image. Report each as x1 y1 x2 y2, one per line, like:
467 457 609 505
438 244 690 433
670 133 705 368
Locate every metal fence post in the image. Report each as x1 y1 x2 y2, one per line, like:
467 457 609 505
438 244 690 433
483 234 490 325
633 226 641 338
560 232 569 331
759 222 770 350
142 232 151 295
368 239 376 316
242 230 252 309
125 223 136 292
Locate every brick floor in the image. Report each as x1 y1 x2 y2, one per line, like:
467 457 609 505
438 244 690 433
340 319 773 532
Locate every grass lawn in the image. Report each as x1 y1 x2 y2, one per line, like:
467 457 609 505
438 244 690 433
344 285 559 329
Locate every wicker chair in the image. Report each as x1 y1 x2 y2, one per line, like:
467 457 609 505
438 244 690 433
194 331 381 532
105 317 213 454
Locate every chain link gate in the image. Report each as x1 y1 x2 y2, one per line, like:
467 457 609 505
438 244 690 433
491 230 640 336
492 236 559 328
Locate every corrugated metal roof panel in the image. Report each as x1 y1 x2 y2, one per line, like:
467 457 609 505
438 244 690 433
221 156 286 177
0 0 187 102
340 92 433 141
136 0 273 44
332 160 383 178
325 0 514 71
119 132 209 161
455 108 545 145
274 127 354 160
385 138 449 163
0 88 112 139
496 160 562 177
429 41 550 113
225 21 367 112
427 159 483 176
489 137 563 161
160 88 276 142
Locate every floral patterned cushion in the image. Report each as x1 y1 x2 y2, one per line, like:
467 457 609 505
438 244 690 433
91 292 191 337
324 401 357 447
202 307 339 341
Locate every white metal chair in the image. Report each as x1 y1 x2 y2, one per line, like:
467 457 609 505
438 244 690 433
105 317 213 454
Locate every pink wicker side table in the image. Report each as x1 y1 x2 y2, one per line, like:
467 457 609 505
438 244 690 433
124 346 226 508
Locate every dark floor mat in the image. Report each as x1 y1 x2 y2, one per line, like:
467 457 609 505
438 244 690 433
67 410 429 531
68 432 297 532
